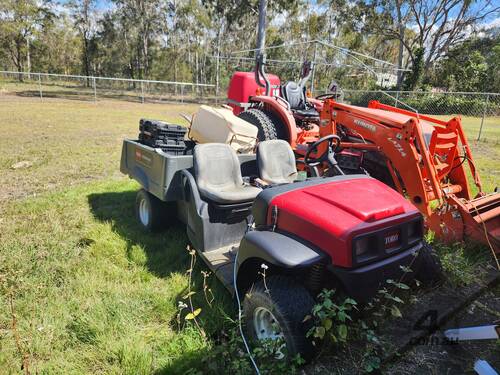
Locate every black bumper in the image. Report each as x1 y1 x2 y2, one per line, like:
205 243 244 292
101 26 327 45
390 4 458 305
328 243 423 302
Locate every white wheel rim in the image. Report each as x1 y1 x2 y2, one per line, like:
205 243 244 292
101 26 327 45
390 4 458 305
253 307 286 358
139 198 150 226
254 307 281 340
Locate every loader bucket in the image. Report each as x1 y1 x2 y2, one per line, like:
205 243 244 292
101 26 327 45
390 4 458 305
458 193 500 253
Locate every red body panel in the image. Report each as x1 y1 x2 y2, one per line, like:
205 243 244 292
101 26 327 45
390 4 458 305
267 178 419 267
227 71 281 114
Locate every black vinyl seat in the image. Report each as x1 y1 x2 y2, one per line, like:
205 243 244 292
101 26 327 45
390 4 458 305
281 81 319 120
193 143 261 204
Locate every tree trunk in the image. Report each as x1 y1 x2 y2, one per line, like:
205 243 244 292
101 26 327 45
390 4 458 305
395 0 404 89
26 37 31 80
16 39 23 82
83 34 91 87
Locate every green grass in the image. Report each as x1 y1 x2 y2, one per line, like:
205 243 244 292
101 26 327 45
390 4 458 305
0 178 233 374
0 90 498 373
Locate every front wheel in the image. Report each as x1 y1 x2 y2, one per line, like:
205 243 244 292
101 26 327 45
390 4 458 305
412 242 443 287
242 275 316 361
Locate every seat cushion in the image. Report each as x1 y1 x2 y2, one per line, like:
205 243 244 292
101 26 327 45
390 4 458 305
282 81 305 110
294 107 319 118
194 143 261 204
257 140 298 184
200 184 262 204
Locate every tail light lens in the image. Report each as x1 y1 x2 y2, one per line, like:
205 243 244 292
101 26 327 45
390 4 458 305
408 219 423 243
354 235 378 262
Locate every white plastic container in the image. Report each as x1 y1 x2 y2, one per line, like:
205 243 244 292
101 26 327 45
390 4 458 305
189 105 258 153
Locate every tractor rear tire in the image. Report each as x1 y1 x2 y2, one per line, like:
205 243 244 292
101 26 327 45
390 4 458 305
238 108 278 141
242 275 316 361
261 109 289 141
412 242 443 287
135 189 176 232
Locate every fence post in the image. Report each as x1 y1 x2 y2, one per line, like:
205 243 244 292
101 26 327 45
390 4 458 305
477 94 489 141
38 73 43 100
394 91 399 107
141 81 144 103
181 85 184 104
92 77 97 103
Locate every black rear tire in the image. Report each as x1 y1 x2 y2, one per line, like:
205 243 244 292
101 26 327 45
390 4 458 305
238 108 278 141
412 242 443 287
135 189 176 232
242 275 316 361
261 109 289 141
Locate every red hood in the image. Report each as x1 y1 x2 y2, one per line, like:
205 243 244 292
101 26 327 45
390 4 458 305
268 177 419 267
302 181 407 222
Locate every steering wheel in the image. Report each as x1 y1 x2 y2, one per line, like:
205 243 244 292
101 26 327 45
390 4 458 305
315 93 338 100
304 135 341 165
304 135 344 176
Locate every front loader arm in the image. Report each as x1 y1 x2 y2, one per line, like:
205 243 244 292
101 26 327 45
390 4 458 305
320 100 442 217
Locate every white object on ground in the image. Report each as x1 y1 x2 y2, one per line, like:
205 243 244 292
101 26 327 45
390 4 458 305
444 325 499 341
474 360 499 375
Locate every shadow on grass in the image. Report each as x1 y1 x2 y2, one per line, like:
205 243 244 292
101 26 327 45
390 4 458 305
88 189 191 278
87 189 237 372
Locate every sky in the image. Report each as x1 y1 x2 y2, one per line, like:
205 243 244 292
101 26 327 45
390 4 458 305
55 0 500 31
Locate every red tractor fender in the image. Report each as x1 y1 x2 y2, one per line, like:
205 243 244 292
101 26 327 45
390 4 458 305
249 95 298 148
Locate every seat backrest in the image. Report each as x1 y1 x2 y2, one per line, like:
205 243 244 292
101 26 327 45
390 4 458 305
282 81 305 110
257 140 297 184
194 143 243 192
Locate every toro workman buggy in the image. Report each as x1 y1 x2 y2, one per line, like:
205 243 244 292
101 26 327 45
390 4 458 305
121 130 442 359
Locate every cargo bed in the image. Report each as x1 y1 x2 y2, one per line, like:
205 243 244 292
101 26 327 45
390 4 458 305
120 139 258 202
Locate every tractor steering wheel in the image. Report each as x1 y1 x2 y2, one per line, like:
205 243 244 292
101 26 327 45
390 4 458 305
315 93 337 100
304 135 344 175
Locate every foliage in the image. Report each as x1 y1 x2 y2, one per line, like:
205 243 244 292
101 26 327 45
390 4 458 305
431 32 500 92
403 47 424 90
306 289 357 344
1 0 497 92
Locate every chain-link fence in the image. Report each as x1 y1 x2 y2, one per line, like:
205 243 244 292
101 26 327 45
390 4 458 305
1 70 498 142
0 71 217 104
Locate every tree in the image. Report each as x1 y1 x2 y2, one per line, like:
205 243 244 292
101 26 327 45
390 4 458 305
0 0 53 79
67 0 98 81
365 0 499 85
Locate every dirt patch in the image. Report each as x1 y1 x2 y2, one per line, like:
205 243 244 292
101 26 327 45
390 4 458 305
386 284 500 374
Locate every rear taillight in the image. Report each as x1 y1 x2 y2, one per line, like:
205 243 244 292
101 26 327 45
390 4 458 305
353 235 378 262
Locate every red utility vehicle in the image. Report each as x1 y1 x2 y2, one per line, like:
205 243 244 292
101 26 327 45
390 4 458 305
121 134 442 359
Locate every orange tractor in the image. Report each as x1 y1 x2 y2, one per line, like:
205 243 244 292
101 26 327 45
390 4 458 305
317 98 500 256
227 68 500 256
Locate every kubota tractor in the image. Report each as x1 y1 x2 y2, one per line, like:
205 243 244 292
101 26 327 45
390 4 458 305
227 55 322 148
226 63 500 257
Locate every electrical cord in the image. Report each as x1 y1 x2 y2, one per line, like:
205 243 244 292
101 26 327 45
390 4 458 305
233 219 261 375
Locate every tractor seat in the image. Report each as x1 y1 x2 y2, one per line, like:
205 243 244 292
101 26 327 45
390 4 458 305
281 81 319 119
193 143 261 204
294 107 320 119
257 140 298 184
